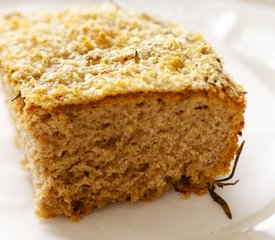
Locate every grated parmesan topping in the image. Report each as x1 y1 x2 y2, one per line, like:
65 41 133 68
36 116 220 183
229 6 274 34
0 4 244 109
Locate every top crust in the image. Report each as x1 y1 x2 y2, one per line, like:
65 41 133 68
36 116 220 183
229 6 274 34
0 4 245 109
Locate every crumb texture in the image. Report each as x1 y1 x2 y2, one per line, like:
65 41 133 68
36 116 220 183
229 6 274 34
20 93 244 219
0 5 244 109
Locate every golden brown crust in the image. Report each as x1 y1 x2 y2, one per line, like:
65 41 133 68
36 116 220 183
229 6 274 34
0 5 245 110
24 89 245 115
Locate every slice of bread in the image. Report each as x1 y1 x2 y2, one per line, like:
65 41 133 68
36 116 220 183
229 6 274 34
0 5 245 220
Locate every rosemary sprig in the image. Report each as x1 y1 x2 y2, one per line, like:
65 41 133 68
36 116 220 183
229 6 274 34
11 91 21 102
208 141 245 219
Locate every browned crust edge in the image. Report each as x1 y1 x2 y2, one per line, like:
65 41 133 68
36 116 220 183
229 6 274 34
20 86 246 114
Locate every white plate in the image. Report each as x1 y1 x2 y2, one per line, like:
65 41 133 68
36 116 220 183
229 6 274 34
0 0 275 239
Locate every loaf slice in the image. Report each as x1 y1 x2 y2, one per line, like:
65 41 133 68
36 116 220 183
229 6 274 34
0 5 245 220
